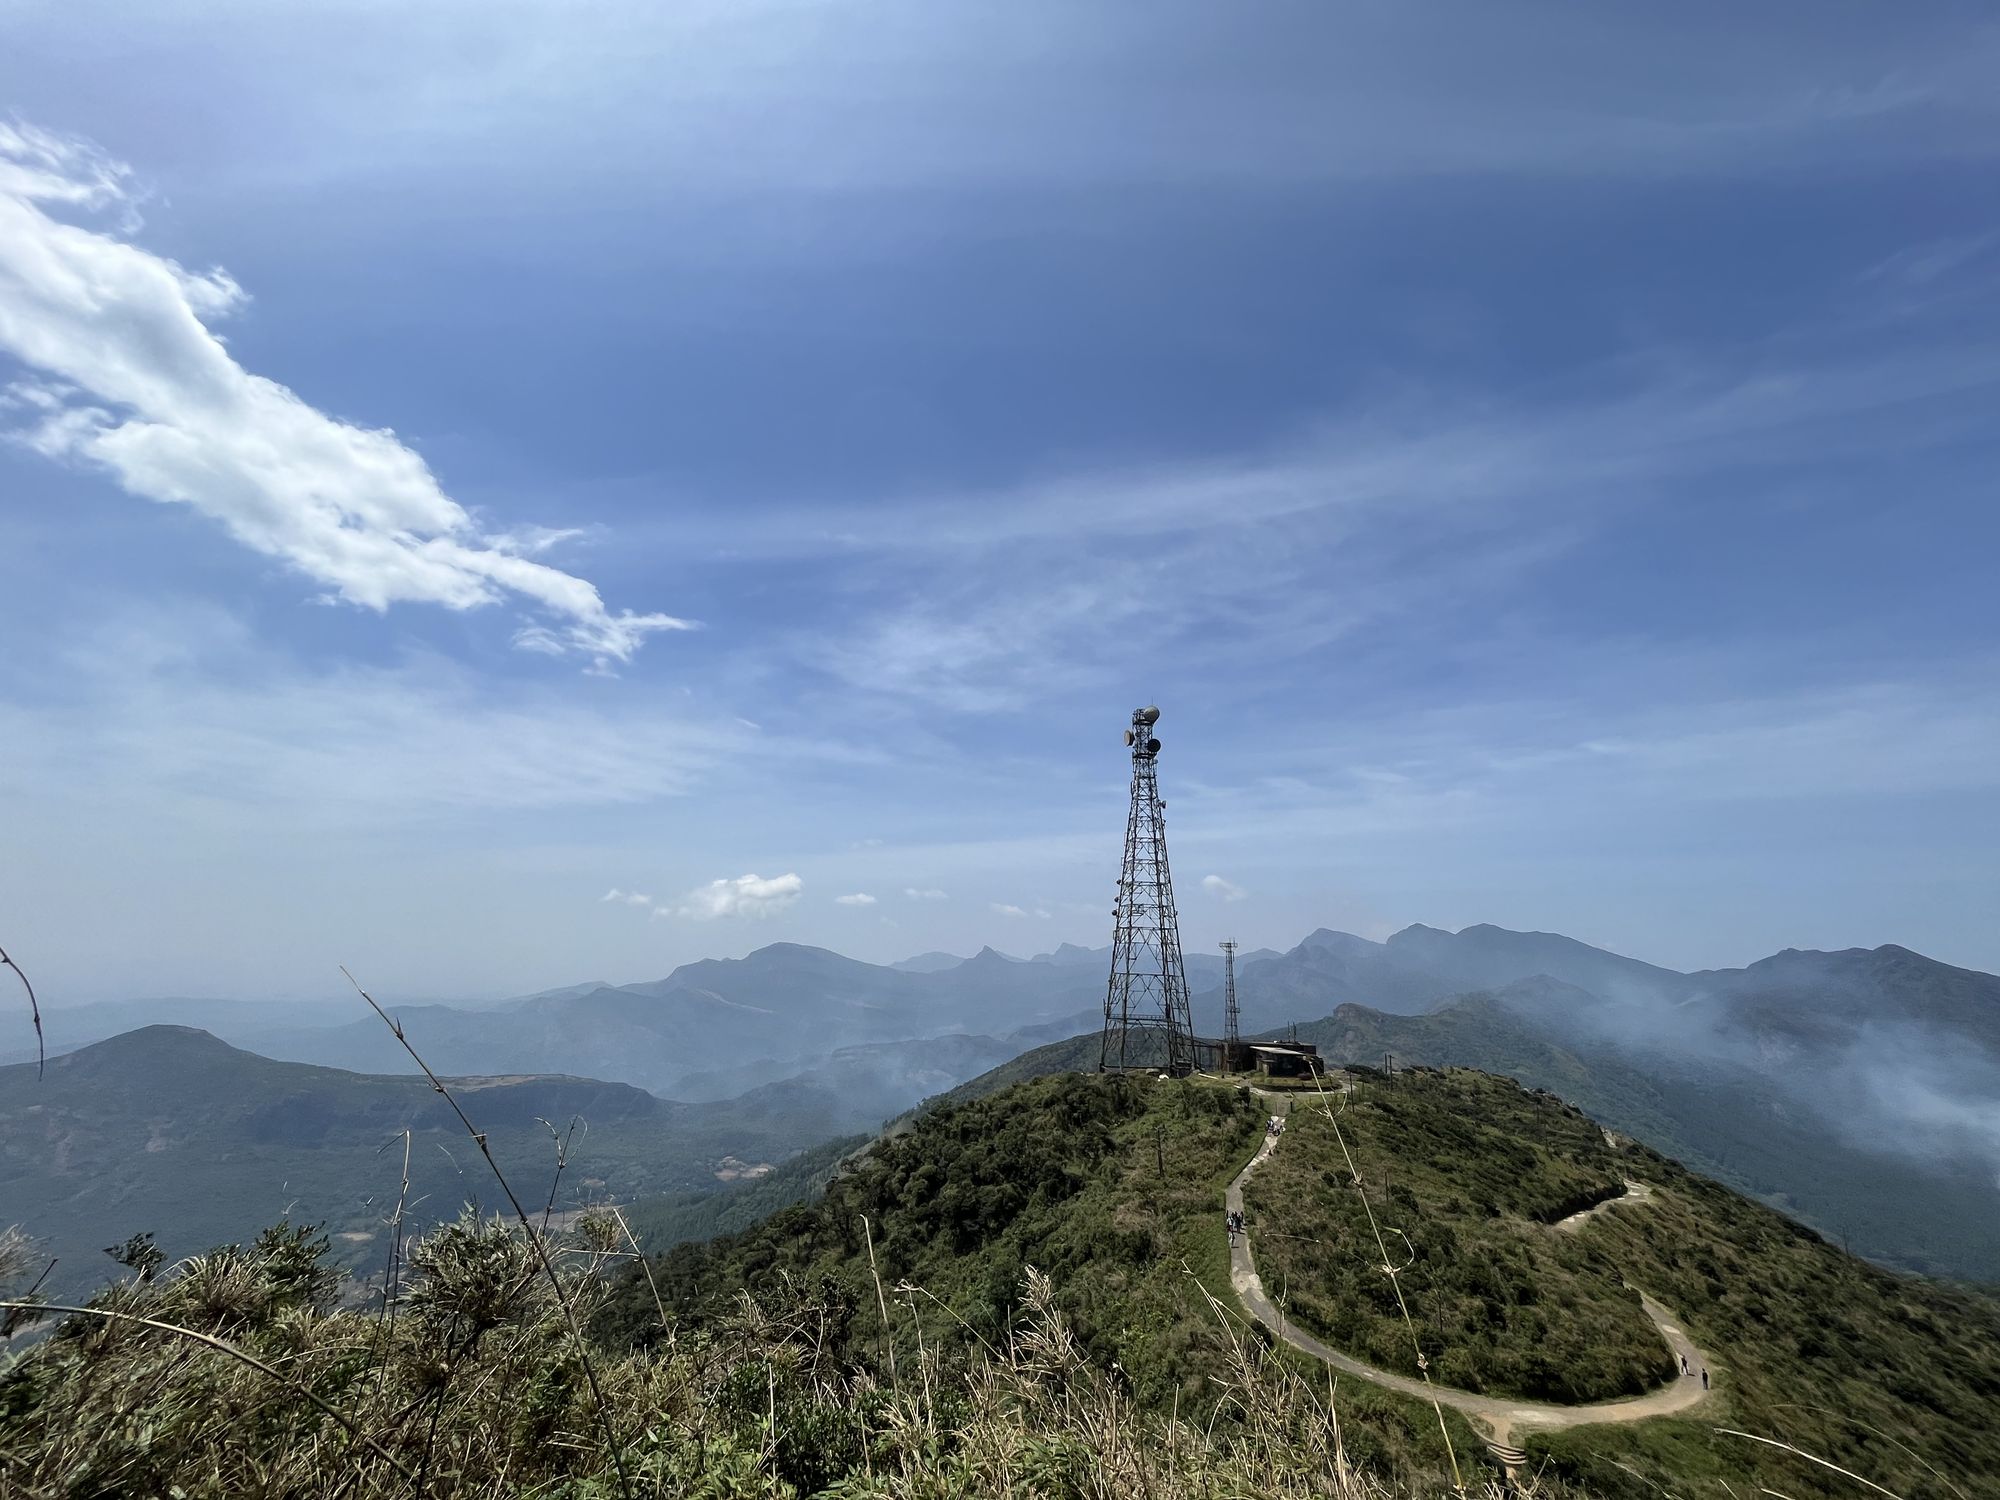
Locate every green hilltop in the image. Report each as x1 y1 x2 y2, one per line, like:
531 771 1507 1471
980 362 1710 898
603 1066 2000 1499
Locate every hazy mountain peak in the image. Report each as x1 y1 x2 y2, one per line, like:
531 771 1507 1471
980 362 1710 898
70 1023 238 1059
965 945 1028 966
1030 942 1105 966
1295 928 1386 957
889 951 966 973
747 941 850 962
1383 920 1687 1001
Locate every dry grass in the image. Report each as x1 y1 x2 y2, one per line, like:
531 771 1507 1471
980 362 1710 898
0 1204 1541 1499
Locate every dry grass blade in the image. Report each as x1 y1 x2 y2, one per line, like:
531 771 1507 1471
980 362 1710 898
1303 1071 1468 1495
0 944 43 1079
1 1299 418 1487
0 1253 57 1338
861 1214 898 1387
1766 1403 1968 1500
1714 1428 1907 1500
339 965 634 1500
607 1204 669 1338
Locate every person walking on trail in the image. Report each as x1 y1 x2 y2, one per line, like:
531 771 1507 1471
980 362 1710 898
1701 1368 1709 1391
1680 1355 1689 1376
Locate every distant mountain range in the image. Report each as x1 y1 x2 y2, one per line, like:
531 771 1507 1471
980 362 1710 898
7 938 1284 1105
8 920 1997 1284
0 1024 899 1301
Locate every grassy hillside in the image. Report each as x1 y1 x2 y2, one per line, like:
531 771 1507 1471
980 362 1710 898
1243 1068 2000 1498
0 1026 875 1299
1244 1071 1673 1404
0 1208 1502 1500
620 1062 2000 1498
600 1071 1489 1486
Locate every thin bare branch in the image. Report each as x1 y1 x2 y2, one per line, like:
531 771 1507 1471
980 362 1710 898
0 945 44 1080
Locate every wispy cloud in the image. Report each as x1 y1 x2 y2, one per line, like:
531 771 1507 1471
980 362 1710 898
668 871 803 920
785 328 2000 715
904 887 948 901
600 888 652 906
990 902 1029 918
834 891 877 906
0 606 741 824
0 121 689 667
1860 228 2000 289
84 5 1998 199
1202 874 1247 903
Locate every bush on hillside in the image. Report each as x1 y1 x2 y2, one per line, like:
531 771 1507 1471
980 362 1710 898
0 1208 1511 1498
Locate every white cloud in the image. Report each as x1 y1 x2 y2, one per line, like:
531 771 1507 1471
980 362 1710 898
0 121 690 666
992 901 1053 919
669 872 803 920
904 887 948 901
834 892 877 906
601 888 652 906
1203 874 1248 903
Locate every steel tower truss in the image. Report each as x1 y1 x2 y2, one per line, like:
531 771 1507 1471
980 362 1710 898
1100 705 1196 1075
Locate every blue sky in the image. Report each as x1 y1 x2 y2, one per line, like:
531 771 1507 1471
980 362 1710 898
2 2 1997 1003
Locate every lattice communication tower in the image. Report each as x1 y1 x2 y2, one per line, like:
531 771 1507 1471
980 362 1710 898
1221 939 1240 1048
1100 704 1195 1075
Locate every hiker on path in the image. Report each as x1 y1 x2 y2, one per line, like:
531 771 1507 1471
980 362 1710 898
1680 1355 1689 1375
1701 1368 1709 1390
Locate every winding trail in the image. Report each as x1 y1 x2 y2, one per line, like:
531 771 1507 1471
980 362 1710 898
1553 1178 1655 1232
1223 1091 1716 1450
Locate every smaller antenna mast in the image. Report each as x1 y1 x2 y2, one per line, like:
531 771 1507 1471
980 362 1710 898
1220 939 1240 1052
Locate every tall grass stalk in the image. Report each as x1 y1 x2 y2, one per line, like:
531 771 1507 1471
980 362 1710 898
1714 1429 1907 1500
339 965 634 1500
1304 1070 1468 1494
